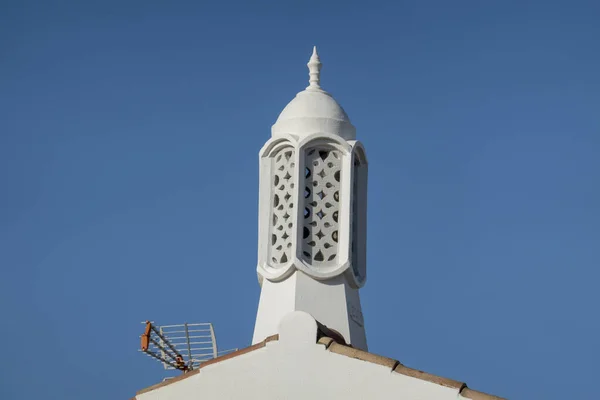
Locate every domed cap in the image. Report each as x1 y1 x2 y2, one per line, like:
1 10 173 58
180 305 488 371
272 47 356 140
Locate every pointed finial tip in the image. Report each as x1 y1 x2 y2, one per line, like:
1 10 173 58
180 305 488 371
307 46 322 90
310 46 320 63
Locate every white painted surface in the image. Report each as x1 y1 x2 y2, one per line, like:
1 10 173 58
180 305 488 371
272 90 356 140
252 271 367 350
137 313 463 400
271 47 356 140
257 133 363 284
254 48 369 351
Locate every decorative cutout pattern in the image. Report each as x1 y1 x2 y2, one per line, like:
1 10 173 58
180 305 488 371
302 148 341 264
270 148 295 266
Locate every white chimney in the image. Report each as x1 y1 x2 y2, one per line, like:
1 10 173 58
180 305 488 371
253 47 369 351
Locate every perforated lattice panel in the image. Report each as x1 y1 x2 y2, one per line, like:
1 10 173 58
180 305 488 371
302 148 341 264
270 148 295 265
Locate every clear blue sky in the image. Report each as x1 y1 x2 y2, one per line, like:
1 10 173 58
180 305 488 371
1 1 599 399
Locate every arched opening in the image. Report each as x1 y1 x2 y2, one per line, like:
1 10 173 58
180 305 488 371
351 147 368 282
269 147 295 266
301 146 341 265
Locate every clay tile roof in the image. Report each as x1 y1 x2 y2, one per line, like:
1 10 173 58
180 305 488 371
316 337 506 400
460 387 506 400
133 333 505 400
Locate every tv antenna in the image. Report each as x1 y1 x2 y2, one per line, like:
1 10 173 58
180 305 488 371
140 321 237 374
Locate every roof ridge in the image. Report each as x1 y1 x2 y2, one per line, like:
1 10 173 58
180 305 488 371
317 336 505 400
134 334 505 400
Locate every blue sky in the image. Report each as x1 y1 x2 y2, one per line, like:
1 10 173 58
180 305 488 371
1 1 599 398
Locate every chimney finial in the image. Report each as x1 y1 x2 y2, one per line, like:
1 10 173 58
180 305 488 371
307 46 322 90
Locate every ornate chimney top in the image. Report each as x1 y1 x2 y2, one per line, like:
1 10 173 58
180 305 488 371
271 47 356 140
254 48 369 351
306 46 322 91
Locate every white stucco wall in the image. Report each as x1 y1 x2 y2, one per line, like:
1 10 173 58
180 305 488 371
253 271 367 350
137 312 469 400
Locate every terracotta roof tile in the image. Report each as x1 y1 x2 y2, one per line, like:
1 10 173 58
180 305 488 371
319 338 505 399
316 336 335 349
460 387 506 400
328 342 399 370
133 333 505 400
393 364 465 390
